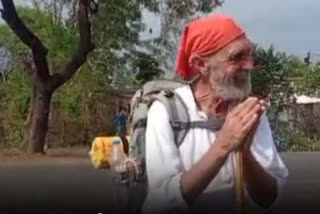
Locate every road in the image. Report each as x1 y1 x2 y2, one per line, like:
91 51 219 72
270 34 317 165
269 152 320 214
0 152 319 214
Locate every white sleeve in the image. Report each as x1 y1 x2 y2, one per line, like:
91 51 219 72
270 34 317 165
245 111 289 211
141 101 189 214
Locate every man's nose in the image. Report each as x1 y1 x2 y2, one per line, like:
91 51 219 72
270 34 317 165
240 55 255 71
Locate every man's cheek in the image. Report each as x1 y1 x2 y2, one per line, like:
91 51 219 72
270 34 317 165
225 64 242 76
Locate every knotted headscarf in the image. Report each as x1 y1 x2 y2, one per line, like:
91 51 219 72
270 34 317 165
175 14 245 80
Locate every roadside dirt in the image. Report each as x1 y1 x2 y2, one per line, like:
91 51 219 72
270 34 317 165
0 146 90 162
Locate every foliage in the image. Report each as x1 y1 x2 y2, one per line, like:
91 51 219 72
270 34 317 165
0 63 101 147
89 0 223 87
283 56 320 95
0 4 81 147
0 1 319 152
278 127 320 152
285 55 309 78
251 46 320 152
142 0 223 72
52 64 99 120
88 0 163 89
251 45 295 115
0 6 76 66
133 51 164 83
0 68 32 145
299 62 320 95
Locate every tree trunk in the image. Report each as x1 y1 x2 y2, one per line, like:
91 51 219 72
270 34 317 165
27 89 53 154
1 0 96 154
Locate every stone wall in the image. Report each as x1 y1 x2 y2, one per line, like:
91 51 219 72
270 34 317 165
287 103 320 135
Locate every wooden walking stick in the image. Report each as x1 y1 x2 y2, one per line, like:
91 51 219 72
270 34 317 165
233 149 244 214
232 122 259 214
229 99 260 214
230 96 264 214
229 100 245 214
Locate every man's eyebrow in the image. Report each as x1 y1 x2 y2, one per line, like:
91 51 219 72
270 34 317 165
228 43 254 59
228 48 246 59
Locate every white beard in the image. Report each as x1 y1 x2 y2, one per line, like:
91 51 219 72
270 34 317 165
210 72 252 102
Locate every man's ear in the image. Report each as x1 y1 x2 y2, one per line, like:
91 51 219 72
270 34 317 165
190 55 208 76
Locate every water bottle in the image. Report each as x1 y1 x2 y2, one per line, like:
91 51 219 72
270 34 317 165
110 138 129 184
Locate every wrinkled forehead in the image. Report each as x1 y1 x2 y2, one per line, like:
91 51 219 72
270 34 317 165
199 35 254 62
220 35 254 57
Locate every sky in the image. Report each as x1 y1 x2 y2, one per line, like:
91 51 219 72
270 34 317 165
140 0 320 61
216 0 320 60
2 0 320 61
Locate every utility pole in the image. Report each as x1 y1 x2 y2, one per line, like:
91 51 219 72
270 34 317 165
304 51 320 66
304 51 311 66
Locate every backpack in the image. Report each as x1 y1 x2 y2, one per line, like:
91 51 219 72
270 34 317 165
122 79 225 213
126 79 225 174
125 80 182 177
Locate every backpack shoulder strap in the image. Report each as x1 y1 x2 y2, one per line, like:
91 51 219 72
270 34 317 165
154 89 190 147
187 119 224 130
154 89 225 148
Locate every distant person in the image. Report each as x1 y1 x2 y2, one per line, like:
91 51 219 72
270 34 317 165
142 14 288 214
112 106 129 155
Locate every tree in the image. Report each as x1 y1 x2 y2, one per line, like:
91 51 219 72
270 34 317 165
250 45 297 150
297 61 320 95
0 0 97 153
133 51 163 84
88 0 223 89
286 55 310 78
142 0 223 74
87 0 164 89
283 55 320 96
251 45 294 115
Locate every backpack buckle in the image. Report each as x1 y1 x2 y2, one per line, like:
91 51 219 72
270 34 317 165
171 121 190 130
163 90 174 98
170 121 181 130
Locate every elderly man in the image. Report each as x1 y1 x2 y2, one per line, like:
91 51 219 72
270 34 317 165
142 14 288 214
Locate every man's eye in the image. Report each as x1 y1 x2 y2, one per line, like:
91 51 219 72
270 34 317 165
231 53 244 61
235 54 243 59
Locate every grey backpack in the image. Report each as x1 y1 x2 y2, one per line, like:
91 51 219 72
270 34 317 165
125 79 224 181
122 79 224 214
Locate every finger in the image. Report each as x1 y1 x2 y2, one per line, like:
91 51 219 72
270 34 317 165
228 97 263 119
243 119 259 148
229 97 256 116
254 99 267 117
259 99 266 106
244 97 260 113
246 120 259 141
238 97 260 118
242 113 259 134
240 110 254 126
239 102 261 120
228 102 244 117
259 100 267 109
257 104 266 116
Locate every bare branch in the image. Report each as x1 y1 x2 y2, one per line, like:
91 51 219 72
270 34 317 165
0 0 50 81
51 0 94 89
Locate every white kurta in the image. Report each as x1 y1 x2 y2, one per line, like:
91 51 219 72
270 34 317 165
141 85 288 214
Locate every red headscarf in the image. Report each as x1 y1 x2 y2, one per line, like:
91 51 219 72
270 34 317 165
175 13 245 79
